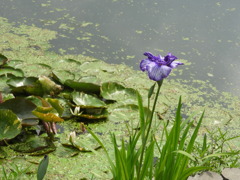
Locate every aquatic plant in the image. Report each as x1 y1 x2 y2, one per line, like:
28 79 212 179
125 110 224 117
88 52 235 179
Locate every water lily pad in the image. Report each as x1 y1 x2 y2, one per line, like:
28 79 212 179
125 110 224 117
32 110 64 123
7 76 44 96
72 91 106 108
38 76 62 95
51 70 75 85
0 97 37 120
46 98 64 116
0 54 8 67
79 60 116 73
108 104 150 122
18 63 52 76
0 147 7 158
59 58 82 66
7 76 38 87
100 82 138 104
10 136 56 155
21 119 39 126
79 109 108 120
0 75 10 91
65 79 100 94
0 66 24 77
6 59 24 68
0 109 22 141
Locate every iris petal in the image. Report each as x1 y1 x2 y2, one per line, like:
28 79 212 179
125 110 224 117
140 52 183 81
148 64 172 81
143 52 155 60
169 61 184 68
140 59 151 71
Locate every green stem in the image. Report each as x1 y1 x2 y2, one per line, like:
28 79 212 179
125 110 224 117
137 80 163 179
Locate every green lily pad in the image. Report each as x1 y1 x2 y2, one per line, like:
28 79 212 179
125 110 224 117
51 70 75 85
79 76 100 84
10 136 56 155
18 63 52 77
33 106 54 114
0 109 22 141
0 75 10 91
46 98 64 116
0 97 37 120
100 82 138 104
7 76 38 88
0 147 7 158
65 79 100 94
107 104 142 123
0 66 24 77
32 110 64 123
7 76 44 96
59 59 82 66
21 119 39 126
79 60 116 73
0 54 8 67
72 91 106 108
5 59 24 68
38 76 62 95
79 109 108 120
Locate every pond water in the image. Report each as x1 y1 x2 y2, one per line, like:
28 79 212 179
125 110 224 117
1 0 240 96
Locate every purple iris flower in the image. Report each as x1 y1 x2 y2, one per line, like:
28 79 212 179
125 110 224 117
140 52 183 81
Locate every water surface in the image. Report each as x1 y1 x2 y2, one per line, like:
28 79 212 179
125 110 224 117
1 0 240 96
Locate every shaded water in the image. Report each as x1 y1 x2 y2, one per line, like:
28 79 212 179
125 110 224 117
1 0 240 96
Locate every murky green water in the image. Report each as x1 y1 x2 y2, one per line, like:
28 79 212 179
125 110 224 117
0 1 240 179
1 0 240 95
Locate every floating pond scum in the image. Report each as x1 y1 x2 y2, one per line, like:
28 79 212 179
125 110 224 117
0 17 239 179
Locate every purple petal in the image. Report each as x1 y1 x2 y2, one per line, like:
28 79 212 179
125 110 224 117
143 52 155 61
140 59 151 71
164 53 178 65
148 64 172 81
169 61 184 68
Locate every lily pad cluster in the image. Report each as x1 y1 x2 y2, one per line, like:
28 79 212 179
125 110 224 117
0 54 139 156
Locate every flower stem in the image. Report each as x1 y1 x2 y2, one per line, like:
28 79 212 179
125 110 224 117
137 80 163 179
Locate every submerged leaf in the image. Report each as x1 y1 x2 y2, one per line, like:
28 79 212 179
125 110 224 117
0 109 22 141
